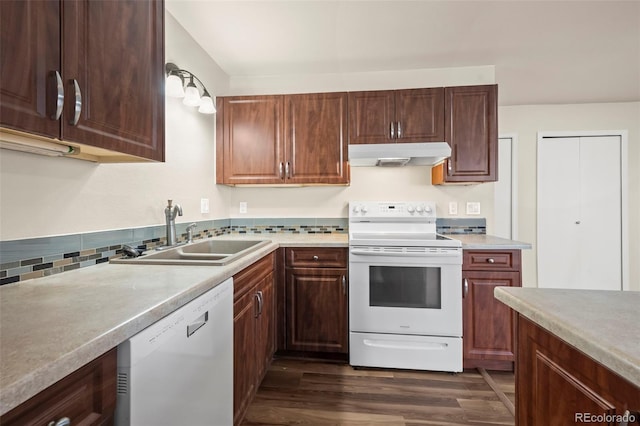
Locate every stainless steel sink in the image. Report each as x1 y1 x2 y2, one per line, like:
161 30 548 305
110 239 271 266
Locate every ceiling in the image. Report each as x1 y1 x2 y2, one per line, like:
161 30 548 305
166 1 640 106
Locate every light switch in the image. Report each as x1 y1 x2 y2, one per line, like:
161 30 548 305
466 202 481 215
239 202 247 214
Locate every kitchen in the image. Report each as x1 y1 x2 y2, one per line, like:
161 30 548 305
1 1 639 425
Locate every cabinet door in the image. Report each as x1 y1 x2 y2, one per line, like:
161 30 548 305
348 91 395 144
286 268 348 353
221 96 284 184
284 93 349 184
444 85 497 182
233 290 257 425
1 348 117 426
395 88 444 143
62 0 165 161
463 271 519 367
0 0 61 139
517 316 640 426
256 272 275 381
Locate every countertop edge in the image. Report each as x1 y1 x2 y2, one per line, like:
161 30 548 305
494 288 640 388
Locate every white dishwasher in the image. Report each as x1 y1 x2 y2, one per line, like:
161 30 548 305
115 277 233 426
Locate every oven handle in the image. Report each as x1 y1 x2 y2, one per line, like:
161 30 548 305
349 247 460 257
363 339 449 351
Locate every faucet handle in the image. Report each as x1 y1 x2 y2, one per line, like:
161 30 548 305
187 223 197 230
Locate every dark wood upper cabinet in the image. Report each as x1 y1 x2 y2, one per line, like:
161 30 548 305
217 92 349 185
433 84 498 183
284 93 348 184
348 88 445 144
0 0 165 162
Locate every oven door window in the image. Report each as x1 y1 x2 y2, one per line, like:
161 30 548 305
369 266 441 309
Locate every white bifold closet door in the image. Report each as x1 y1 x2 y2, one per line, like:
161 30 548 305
537 136 622 290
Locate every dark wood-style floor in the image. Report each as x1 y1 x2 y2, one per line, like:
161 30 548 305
242 358 515 425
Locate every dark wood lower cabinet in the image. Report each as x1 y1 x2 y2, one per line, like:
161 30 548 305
516 315 640 425
463 249 522 371
233 253 275 426
0 348 116 426
283 248 349 356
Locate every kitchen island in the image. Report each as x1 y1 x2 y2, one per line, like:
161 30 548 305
495 287 640 424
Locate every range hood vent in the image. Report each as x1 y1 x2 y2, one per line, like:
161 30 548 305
349 142 451 167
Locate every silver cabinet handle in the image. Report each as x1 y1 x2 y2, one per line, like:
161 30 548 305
285 161 291 178
487 258 495 264
254 292 261 317
48 418 70 426
463 278 469 298
397 121 402 139
342 275 346 295
50 71 64 120
257 290 263 316
312 255 319 261
618 410 640 426
447 158 452 175
186 311 208 337
279 162 284 179
390 122 395 139
69 79 82 125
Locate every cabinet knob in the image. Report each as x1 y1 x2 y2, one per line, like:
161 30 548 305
487 258 495 264
312 255 319 261
48 418 70 426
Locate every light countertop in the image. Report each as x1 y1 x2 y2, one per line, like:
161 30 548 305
0 234 346 416
453 234 532 250
495 287 640 387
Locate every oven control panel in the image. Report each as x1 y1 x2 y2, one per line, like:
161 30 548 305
350 201 436 219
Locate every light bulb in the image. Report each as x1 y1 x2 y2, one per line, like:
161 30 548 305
198 92 216 114
165 74 185 98
183 77 200 106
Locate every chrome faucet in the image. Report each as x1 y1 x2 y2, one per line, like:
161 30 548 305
164 199 183 246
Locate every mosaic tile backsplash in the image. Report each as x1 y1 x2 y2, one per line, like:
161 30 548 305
0 218 347 286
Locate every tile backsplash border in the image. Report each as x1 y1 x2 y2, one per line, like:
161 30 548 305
0 218 348 285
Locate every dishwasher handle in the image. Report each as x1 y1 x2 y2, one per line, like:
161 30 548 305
187 311 209 337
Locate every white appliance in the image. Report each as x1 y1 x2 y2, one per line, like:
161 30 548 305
349 201 463 372
115 278 233 426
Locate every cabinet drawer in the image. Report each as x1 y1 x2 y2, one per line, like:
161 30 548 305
463 250 521 271
234 253 275 301
1 348 117 426
285 248 348 268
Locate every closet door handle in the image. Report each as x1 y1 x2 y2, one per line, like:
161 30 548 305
50 71 64 120
279 162 284 179
257 290 264 316
397 121 402 139
390 122 395 139
342 275 346 296
463 279 469 298
69 79 82 125
285 161 291 178
447 158 453 175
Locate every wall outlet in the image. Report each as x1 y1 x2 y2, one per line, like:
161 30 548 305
466 202 481 215
448 202 458 215
239 202 247 214
200 198 209 214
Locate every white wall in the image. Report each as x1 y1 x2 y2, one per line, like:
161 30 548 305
0 13 230 240
499 102 640 291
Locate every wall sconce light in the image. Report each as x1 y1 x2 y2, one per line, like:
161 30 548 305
165 63 216 114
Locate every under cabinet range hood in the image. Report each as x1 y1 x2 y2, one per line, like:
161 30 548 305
348 142 451 167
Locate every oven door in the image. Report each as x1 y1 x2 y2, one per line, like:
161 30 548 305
349 246 462 337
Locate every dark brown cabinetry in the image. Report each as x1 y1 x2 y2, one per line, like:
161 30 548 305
0 348 117 426
233 253 275 426
516 315 640 425
432 85 498 184
0 0 165 162
348 88 445 144
462 249 521 370
284 247 348 354
217 92 349 185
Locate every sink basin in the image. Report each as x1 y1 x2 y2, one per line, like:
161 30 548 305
110 239 271 266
